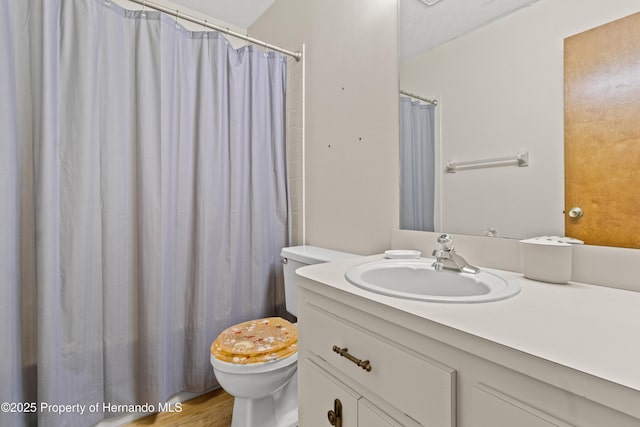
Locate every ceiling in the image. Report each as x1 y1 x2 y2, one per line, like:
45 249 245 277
399 0 541 63
168 0 540 62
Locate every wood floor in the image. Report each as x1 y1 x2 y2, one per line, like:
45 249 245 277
125 389 234 427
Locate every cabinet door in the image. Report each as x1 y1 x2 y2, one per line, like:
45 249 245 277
299 359 360 427
358 399 403 427
473 384 572 427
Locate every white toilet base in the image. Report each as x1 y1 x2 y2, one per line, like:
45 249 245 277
230 372 298 427
231 397 297 427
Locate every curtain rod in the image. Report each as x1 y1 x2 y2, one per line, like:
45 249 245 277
400 90 438 106
126 0 302 61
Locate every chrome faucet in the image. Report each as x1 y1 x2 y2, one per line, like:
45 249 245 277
432 234 480 274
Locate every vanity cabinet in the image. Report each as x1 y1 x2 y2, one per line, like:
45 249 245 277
297 276 640 427
298 296 455 427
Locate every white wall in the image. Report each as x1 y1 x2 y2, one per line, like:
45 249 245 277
252 0 399 255
401 0 640 239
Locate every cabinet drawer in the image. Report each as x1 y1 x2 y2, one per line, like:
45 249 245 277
300 303 455 427
473 384 573 427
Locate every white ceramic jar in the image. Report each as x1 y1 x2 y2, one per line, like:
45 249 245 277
519 237 575 284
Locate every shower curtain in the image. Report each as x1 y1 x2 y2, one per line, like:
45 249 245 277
0 1 288 426
399 97 435 231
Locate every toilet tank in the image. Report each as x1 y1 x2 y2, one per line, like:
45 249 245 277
280 246 359 317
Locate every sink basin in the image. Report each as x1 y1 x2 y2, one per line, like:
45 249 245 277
345 259 520 303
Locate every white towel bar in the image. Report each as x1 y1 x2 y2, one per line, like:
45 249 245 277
446 150 529 173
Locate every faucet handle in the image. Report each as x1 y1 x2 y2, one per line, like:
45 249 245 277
432 261 444 271
437 234 454 251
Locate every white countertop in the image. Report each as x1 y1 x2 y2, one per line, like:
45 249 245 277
297 254 640 393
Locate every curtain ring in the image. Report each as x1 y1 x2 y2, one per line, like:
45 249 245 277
175 10 180 28
221 27 230 45
203 19 208 38
141 0 147 17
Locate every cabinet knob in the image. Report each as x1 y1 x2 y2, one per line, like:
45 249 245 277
327 398 342 427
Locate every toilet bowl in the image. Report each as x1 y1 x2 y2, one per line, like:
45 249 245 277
210 246 358 427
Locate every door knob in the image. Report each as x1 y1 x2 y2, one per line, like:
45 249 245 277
568 207 583 218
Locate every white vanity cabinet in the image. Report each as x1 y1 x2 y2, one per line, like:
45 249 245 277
298 291 455 427
297 268 640 427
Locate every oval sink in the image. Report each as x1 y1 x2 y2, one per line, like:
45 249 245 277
345 259 520 303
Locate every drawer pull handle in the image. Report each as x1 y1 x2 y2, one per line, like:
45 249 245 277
327 398 342 426
332 345 372 372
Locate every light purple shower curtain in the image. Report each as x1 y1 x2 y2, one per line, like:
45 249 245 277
0 1 289 426
399 97 435 231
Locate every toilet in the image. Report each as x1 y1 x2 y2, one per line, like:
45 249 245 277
210 245 358 427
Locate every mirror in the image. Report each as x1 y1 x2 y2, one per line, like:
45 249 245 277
398 0 639 247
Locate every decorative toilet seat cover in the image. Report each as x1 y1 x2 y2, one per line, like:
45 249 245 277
211 317 297 364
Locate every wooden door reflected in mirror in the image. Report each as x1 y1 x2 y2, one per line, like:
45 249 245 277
564 12 640 249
